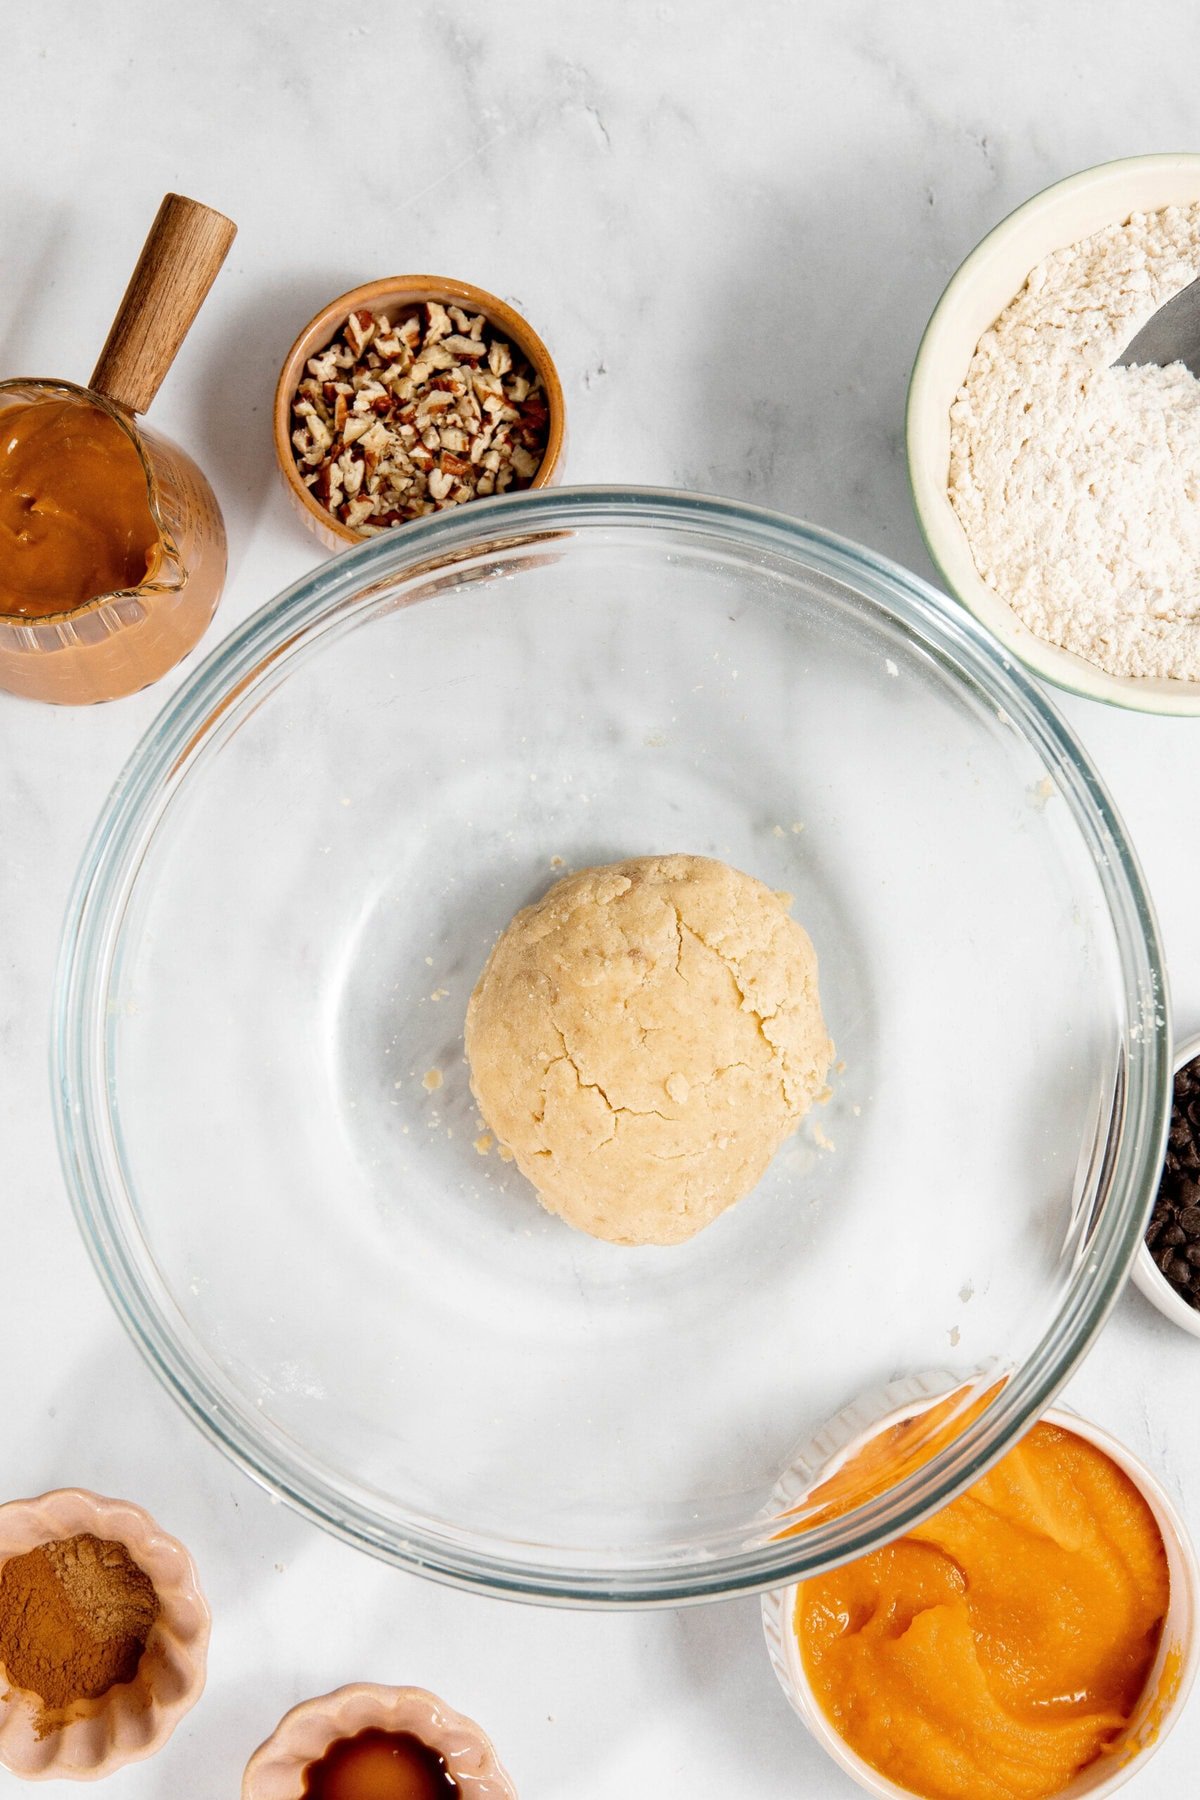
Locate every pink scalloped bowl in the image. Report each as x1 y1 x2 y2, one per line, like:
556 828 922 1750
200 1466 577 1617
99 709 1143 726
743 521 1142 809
242 1684 518 1798
0 1488 210 1781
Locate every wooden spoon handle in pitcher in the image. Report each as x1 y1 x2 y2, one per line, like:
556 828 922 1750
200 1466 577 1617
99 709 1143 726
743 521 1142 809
89 193 237 414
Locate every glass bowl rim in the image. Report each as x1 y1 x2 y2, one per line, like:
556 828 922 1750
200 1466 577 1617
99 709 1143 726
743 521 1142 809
52 484 1171 1606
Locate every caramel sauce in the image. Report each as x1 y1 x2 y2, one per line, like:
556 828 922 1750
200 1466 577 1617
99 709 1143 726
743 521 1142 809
301 1728 459 1800
0 396 159 617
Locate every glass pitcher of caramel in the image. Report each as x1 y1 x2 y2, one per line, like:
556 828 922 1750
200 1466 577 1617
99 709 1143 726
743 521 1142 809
0 195 235 705
0 380 227 704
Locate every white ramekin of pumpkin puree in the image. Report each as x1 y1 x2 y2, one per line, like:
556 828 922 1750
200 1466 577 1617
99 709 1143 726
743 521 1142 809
763 1402 1198 1800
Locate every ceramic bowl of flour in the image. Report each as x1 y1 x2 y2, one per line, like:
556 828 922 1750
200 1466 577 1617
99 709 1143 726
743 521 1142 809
908 153 1200 716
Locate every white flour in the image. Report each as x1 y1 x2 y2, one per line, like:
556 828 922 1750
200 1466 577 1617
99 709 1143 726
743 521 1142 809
948 203 1200 681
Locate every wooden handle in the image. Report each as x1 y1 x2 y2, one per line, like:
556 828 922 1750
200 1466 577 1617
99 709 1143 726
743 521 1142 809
89 193 237 414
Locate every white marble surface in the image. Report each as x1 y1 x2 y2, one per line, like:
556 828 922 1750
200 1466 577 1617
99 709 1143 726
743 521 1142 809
5 3 1200 1794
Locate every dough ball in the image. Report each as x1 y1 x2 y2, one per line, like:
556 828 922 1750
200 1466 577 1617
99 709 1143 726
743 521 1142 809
465 854 833 1246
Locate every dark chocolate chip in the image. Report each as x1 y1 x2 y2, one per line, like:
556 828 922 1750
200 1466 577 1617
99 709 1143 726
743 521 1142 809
1142 1060 1200 1295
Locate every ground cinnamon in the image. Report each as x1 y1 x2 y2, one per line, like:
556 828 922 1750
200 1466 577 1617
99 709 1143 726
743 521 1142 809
0 1533 160 1713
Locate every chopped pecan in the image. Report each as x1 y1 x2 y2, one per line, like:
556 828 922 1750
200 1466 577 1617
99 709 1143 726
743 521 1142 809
289 299 551 533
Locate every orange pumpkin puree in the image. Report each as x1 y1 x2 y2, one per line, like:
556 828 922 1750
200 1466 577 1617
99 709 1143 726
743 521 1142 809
797 1422 1169 1800
0 397 159 618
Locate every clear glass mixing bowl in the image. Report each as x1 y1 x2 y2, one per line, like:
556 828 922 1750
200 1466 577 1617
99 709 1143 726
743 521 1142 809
54 489 1169 1605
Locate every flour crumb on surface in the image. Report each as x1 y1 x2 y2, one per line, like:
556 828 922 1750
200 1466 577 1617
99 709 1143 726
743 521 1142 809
422 1068 443 1092
949 203 1200 680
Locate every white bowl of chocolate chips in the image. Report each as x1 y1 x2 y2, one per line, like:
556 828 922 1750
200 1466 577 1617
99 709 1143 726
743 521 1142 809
1135 1029 1200 1339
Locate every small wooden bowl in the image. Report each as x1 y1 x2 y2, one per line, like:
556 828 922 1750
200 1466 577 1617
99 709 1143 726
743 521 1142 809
241 1683 517 1798
0 1489 210 1782
273 276 566 552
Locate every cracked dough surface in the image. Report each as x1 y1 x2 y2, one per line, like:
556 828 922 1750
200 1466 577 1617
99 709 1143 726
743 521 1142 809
465 854 833 1246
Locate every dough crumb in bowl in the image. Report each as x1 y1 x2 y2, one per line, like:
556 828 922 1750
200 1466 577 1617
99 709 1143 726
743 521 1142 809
465 854 833 1246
